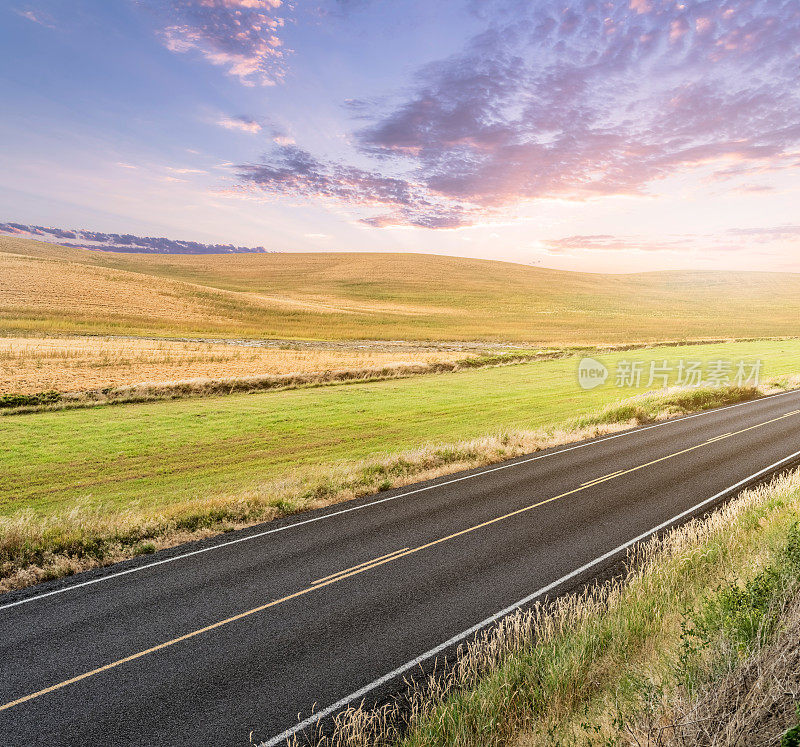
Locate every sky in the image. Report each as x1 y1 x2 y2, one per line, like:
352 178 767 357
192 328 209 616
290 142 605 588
1 0 799 273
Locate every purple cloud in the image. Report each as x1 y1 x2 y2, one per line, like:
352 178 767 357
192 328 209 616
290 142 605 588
140 0 290 86
236 145 478 227
235 0 800 227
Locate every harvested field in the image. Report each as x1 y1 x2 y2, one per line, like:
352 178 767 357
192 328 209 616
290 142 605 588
0 336 468 394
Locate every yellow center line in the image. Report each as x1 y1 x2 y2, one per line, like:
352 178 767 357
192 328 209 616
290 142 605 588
704 432 733 444
594 411 799 484
582 470 625 487
2 409 798 713
312 548 411 585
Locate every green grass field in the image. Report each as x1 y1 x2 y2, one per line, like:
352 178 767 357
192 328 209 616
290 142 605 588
4 234 800 342
3 340 799 519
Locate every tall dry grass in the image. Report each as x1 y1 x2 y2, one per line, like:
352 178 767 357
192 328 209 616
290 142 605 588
638 595 800 746
4 336 789 413
0 351 551 413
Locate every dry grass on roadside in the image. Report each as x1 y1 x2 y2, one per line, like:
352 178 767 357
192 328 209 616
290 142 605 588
631 595 800 746
0 336 467 395
0 384 764 593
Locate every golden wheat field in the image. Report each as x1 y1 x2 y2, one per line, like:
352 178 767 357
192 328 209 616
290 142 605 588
4 234 800 343
0 336 467 394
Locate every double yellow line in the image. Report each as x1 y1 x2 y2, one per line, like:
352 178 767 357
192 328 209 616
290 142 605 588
2 408 798 713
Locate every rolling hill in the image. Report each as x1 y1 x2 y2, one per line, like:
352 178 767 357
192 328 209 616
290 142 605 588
2 235 799 343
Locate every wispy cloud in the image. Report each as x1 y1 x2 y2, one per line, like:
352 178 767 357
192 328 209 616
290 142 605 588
736 183 775 193
542 224 800 256
218 115 263 134
234 0 800 228
141 0 291 86
541 235 693 254
166 166 207 174
15 8 55 28
727 225 800 242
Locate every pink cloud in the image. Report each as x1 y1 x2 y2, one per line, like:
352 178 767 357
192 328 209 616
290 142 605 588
727 225 800 242
145 0 290 86
542 234 693 254
669 16 690 42
167 167 207 174
695 17 713 34
541 224 800 257
736 183 775 193
218 115 263 134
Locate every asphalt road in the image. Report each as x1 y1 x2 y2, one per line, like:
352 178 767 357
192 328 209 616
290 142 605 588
2 389 800 747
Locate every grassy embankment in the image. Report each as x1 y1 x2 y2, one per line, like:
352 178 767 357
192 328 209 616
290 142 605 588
2 340 799 591
307 470 800 747
4 234 800 342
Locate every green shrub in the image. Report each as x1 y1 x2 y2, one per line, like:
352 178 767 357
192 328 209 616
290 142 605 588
0 390 61 408
782 705 800 747
678 523 800 689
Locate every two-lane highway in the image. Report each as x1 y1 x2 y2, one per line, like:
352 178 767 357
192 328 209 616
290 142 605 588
2 389 800 746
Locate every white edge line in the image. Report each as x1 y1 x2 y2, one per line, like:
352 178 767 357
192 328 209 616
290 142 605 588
2 388 798 612
261 446 800 747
